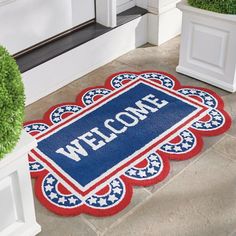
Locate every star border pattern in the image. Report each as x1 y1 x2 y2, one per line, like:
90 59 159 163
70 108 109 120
24 71 231 216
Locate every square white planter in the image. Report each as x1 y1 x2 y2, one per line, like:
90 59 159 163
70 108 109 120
176 0 236 92
0 131 41 236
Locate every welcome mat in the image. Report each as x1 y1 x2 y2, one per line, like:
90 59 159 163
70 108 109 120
24 71 231 216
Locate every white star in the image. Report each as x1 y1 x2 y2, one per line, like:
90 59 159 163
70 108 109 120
102 90 109 94
127 169 136 176
205 96 212 101
190 89 197 94
165 83 172 87
68 197 77 204
204 123 212 128
49 192 58 200
108 194 118 203
212 121 220 126
142 74 149 78
113 187 122 194
149 154 158 161
185 137 193 142
66 106 72 111
180 90 189 95
206 101 214 106
53 112 60 117
138 170 146 178
111 180 120 188
31 163 40 169
45 184 53 192
163 144 172 151
39 125 46 131
53 117 60 122
32 125 39 129
88 197 97 205
85 95 91 99
72 107 79 112
194 122 202 128
198 92 206 97
147 167 156 175
182 131 191 137
88 91 95 95
86 100 92 104
152 161 161 167
214 115 222 121
46 177 55 184
182 142 191 149
58 196 66 204
211 111 219 116
173 146 182 152
58 108 64 113
24 127 30 132
98 198 107 206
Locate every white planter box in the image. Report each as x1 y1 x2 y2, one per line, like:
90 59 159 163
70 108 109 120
0 131 41 236
176 0 236 92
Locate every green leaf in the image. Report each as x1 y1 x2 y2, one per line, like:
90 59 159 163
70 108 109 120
188 0 236 14
0 46 25 159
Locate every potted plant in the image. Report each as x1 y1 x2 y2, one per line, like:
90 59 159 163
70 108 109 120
0 46 41 235
176 0 236 92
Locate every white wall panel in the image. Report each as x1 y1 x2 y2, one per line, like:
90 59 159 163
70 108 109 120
0 0 95 54
23 15 148 105
117 0 135 13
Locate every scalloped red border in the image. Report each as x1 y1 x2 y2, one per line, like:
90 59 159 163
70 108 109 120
25 71 232 216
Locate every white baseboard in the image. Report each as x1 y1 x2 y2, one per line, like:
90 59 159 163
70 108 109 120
176 66 236 92
23 15 147 106
23 223 41 236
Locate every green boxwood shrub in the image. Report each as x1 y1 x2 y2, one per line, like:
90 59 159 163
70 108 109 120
0 46 25 159
188 0 236 14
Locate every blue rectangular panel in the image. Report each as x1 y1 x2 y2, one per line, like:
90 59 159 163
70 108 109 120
38 82 197 187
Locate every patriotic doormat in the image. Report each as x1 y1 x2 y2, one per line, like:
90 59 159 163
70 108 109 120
24 71 231 216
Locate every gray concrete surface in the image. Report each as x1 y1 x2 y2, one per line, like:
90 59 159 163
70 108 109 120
25 37 236 236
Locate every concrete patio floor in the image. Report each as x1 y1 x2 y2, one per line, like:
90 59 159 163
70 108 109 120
25 37 236 236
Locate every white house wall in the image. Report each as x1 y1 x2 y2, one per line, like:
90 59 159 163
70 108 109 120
23 15 148 105
117 0 136 14
96 0 117 27
21 0 181 105
0 0 95 55
148 0 182 45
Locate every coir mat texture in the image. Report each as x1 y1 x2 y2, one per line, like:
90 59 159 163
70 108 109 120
24 71 231 217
